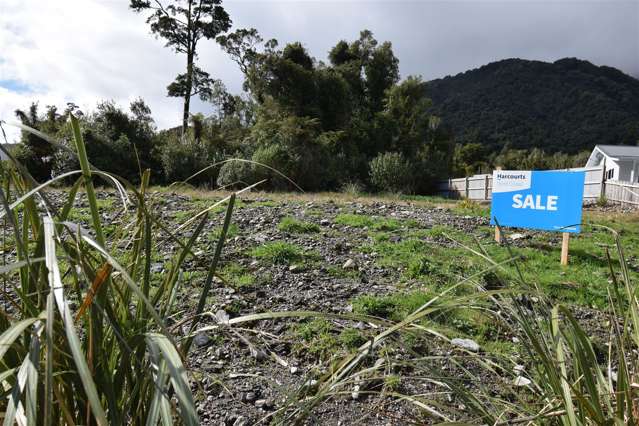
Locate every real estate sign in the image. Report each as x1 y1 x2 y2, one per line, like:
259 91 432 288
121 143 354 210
490 170 585 233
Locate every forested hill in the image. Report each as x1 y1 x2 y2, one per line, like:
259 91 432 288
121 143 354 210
427 58 639 153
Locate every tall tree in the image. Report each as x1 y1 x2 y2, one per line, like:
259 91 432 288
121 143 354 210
130 0 232 135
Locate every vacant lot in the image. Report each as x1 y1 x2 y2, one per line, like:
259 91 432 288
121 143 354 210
38 187 634 424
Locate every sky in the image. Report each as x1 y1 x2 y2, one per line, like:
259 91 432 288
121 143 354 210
1 0 638 143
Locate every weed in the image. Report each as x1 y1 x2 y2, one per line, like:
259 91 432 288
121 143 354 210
596 195 608 207
341 181 364 196
220 263 254 288
339 328 367 349
454 198 489 217
212 223 239 239
384 375 401 391
250 241 308 264
335 213 404 231
293 319 339 359
352 291 435 321
278 216 320 233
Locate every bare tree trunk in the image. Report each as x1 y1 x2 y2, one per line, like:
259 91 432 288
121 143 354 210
182 0 194 140
182 52 194 140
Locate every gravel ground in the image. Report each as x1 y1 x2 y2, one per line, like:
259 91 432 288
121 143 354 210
6 189 618 425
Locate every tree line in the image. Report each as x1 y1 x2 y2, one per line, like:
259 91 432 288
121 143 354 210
8 0 593 193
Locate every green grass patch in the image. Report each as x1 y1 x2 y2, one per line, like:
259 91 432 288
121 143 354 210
326 265 359 279
293 319 339 359
352 291 434 321
278 216 320 234
220 263 255 288
211 223 239 240
452 199 490 217
249 241 313 265
335 213 411 232
339 328 367 349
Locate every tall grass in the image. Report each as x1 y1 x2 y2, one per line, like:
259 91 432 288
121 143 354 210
0 115 239 424
432 226 639 424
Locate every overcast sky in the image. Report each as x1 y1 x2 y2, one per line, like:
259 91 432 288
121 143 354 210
1 0 637 142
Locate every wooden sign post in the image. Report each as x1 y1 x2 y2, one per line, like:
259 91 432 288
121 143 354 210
560 232 570 266
494 226 501 244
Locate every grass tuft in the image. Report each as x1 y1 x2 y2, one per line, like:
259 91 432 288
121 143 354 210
250 241 308 264
278 216 320 233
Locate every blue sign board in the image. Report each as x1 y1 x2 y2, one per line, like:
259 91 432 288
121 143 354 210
490 170 585 233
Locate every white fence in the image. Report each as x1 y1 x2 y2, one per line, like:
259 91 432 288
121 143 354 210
437 166 639 206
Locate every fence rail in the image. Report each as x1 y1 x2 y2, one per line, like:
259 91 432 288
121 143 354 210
436 166 639 207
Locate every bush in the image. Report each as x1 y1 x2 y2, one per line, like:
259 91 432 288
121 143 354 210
216 157 255 188
159 137 217 185
13 143 53 182
369 151 415 193
251 144 296 189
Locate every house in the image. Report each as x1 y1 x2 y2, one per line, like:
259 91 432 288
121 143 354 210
585 145 639 183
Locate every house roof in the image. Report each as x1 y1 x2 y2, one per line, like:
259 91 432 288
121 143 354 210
595 144 639 159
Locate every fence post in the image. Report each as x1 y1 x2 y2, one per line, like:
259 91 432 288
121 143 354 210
484 175 489 200
600 158 607 200
465 176 469 199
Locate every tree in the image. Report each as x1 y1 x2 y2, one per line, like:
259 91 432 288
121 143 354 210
130 0 232 135
217 28 263 77
14 103 63 181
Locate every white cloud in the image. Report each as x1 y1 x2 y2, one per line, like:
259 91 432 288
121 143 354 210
1 0 637 143
0 0 238 142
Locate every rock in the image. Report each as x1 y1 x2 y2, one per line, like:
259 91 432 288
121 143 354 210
193 332 211 348
250 347 267 361
215 310 230 324
351 385 361 400
451 338 480 352
343 259 357 269
289 264 302 273
320 219 330 226
513 376 531 387
388 235 401 243
508 233 529 241
233 416 248 426
150 263 163 273
290 366 299 374
255 399 273 409
242 392 257 403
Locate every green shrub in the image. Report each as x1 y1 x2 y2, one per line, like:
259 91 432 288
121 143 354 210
341 181 364 196
216 158 255 188
159 137 217 184
369 151 415 193
596 195 608 207
251 144 296 189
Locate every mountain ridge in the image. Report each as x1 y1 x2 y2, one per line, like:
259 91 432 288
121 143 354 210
426 57 639 153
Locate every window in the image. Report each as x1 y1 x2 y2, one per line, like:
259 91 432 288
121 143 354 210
606 169 614 180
